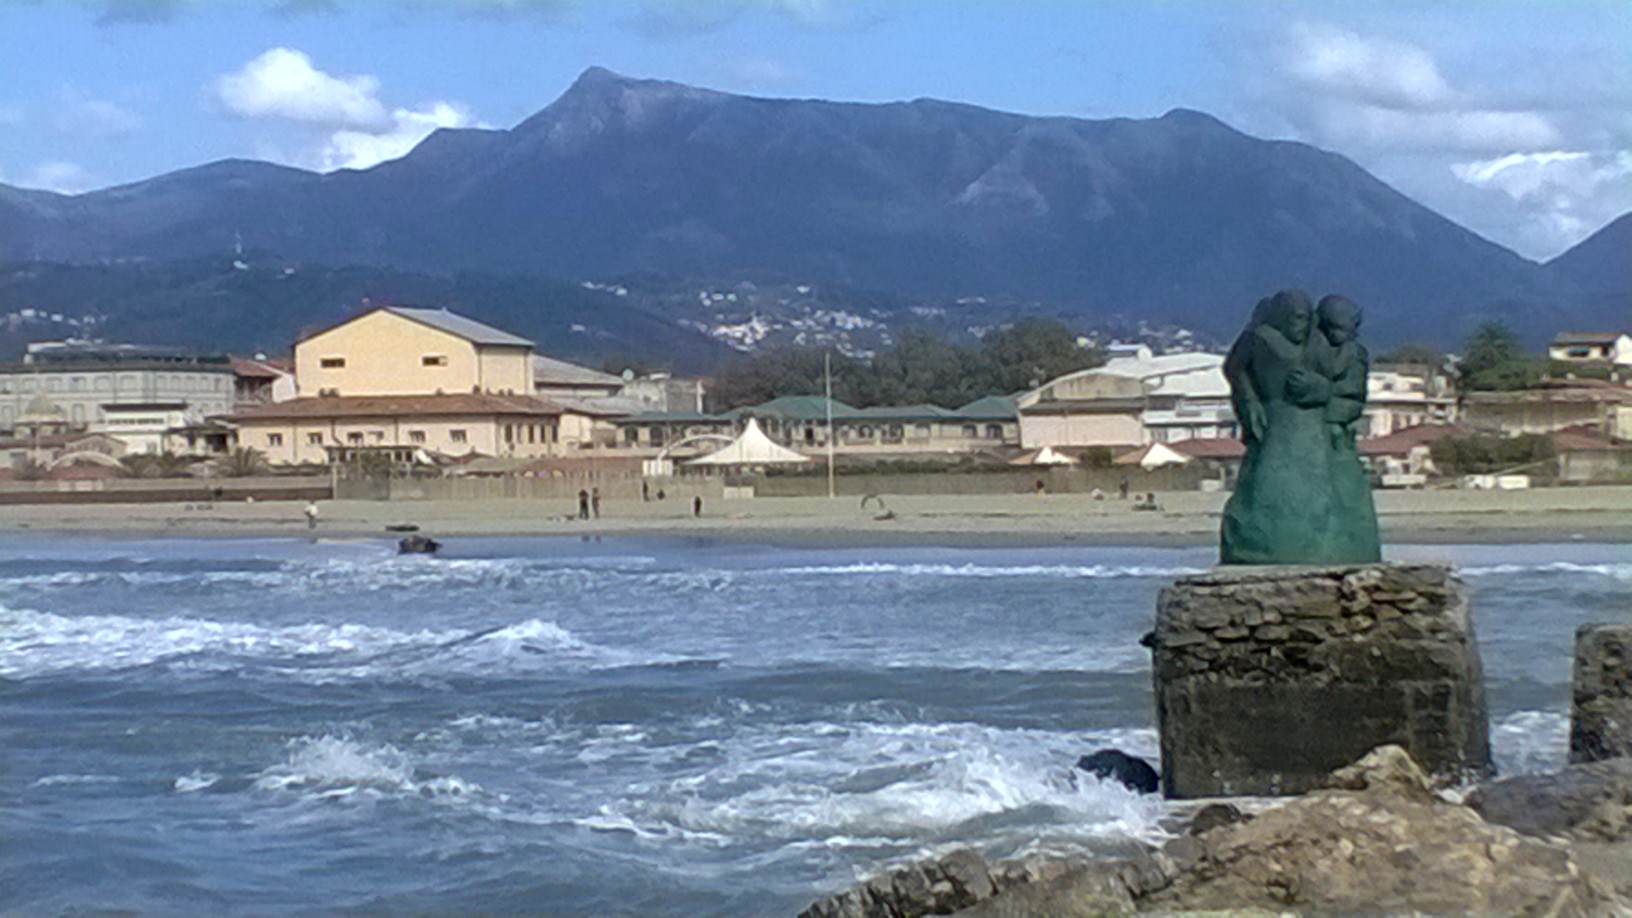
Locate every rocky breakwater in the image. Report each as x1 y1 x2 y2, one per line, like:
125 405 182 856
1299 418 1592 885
800 746 1625 916
1152 563 1490 797
1571 623 1632 763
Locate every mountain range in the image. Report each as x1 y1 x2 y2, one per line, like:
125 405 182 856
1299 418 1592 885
2 66 1626 356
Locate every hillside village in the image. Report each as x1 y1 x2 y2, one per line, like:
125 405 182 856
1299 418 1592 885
1 306 1627 495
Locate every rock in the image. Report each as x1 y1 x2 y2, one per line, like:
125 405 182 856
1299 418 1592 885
1075 749 1160 794
1187 802 1248 835
1321 743 1434 802
1151 563 1490 797
397 534 441 555
1140 747 1622 916
1571 624 1632 763
1468 757 1632 841
952 863 1136 917
798 848 1000 918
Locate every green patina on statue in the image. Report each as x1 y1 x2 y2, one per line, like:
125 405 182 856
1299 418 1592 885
1220 290 1382 564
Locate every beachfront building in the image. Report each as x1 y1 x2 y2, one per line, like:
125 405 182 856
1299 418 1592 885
1362 361 1457 437
1017 347 1233 450
294 307 535 398
605 395 1020 457
532 355 623 400
0 342 234 434
1549 332 1632 367
230 307 574 465
232 356 296 407
1461 381 1632 438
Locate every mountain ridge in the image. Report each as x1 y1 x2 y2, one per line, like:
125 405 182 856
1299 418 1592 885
1 67 1625 347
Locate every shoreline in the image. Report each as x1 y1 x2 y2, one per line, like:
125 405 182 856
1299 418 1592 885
1 487 1629 547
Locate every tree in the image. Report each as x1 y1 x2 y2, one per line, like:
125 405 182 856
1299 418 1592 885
1378 343 1442 366
981 318 1105 393
1460 322 1540 391
220 447 267 478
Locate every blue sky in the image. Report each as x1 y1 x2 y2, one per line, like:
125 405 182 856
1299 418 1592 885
1 0 1628 260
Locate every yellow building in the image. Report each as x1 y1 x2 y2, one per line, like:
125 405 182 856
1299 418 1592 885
232 308 569 465
295 307 535 398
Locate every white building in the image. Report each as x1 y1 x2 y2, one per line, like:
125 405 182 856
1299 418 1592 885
1363 362 1457 437
1017 346 1234 449
0 343 234 433
91 402 194 455
1549 332 1632 367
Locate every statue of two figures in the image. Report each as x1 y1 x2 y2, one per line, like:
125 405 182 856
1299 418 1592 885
1221 289 1382 564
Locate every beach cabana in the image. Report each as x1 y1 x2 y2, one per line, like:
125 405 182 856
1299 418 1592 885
1113 442 1192 470
1009 446 1079 466
685 418 811 467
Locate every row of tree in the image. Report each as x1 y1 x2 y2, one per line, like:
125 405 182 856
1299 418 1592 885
707 319 1104 410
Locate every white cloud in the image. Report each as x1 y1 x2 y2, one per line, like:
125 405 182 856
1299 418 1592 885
215 47 390 130
24 161 95 194
51 91 142 137
1451 150 1632 254
1286 23 1455 111
321 102 479 170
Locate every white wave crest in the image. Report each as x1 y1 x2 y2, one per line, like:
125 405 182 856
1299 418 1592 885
253 734 482 801
779 563 1203 579
0 605 673 680
1491 709 1570 776
1461 561 1632 581
174 771 221 793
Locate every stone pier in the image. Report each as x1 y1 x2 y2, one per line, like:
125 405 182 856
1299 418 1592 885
1570 623 1632 763
1152 563 1490 798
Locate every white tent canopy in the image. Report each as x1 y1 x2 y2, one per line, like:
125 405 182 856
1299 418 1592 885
685 418 812 466
1010 446 1079 466
1114 442 1192 470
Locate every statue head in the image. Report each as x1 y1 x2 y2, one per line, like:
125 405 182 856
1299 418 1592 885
1264 289 1313 345
1317 295 1361 345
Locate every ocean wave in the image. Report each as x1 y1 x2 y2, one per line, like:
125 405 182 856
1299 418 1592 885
174 771 221 793
574 720 1164 851
253 734 483 802
30 773 121 787
778 563 1204 579
0 605 685 680
1491 709 1570 776
1461 561 1632 581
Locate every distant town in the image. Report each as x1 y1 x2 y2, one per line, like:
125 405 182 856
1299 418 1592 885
1 300 1627 499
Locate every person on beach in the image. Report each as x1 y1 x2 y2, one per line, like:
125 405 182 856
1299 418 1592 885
591 487 601 519
577 489 590 520
304 501 319 530
692 495 703 518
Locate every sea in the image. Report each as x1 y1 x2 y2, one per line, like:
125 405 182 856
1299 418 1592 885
2 534 1629 915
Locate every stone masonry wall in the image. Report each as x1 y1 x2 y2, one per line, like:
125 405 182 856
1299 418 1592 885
1571 624 1632 764
1153 563 1490 798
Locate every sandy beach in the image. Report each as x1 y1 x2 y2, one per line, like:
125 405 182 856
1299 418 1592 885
1 486 1628 545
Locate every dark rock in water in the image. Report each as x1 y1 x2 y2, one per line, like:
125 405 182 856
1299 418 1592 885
1468 757 1632 841
1076 749 1159 794
1571 624 1632 764
397 535 440 555
1187 802 1248 835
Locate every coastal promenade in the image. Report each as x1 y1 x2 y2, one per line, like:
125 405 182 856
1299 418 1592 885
1 485 1628 545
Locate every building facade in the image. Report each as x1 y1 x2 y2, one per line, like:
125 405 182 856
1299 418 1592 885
1362 362 1457 437
296 307 535 398
1549 332 1632 367
0 343 234 434
1018 348 1234 449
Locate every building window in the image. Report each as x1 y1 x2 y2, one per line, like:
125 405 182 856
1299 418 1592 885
320 357 346 369
268 433 284 447
624 427 638 444
450 429 467 444
409 430 427 444
347 432 363 444
307 433 322 446
985 424 1003 439
318 388 339 397
369 431 384 443
962 424 977 438
422 355 448 367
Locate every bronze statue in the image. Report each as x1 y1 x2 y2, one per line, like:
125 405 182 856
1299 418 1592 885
1220 290 1382 564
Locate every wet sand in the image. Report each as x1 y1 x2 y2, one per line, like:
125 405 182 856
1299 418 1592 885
1 486 1629 546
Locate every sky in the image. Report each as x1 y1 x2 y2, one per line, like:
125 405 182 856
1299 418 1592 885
0 0 1628 262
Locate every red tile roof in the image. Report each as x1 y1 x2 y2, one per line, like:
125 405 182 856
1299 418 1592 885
228 393 565 422
1168 437 1246 459
1358 424 1465 457
1551 424 1626 451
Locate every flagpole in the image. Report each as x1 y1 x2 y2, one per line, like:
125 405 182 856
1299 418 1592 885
824 351 836 500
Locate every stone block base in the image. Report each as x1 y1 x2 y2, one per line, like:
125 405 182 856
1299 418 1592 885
1152 563 1490 798
1570 624 1632 763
